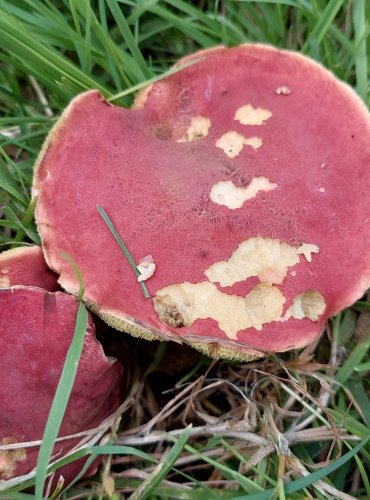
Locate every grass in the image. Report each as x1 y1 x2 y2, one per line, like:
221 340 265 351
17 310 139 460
0 0 369 498
97 204 151 299
34 301 88 499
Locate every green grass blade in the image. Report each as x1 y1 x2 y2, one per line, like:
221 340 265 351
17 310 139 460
108 57 202 102
332 309 357 346
0 447 93 494
56 454 97 495
13 196 37 243
282 435 370 493
72 0 138 90
82 0 92 74
0 151 29 206
235 0 310 8
0 494 34 500
0 177 28 205
2 205 40 243
147 4 215 47
34 302 88 499
346 379 370 427
106 0 152 80
60 252 85 301
164 0 218 28
0 145 28 190
183 443 264 493
90 444 159 461
335 333 370 386
0 220 19 230
89 444 222 497
129 426 193 500
233 433 370 499
354 300 370 312
0 116 53 126
68 0 82 38
352 0 368 103
355 361 370 372
353 445 370 498
0 11 110 97
304 0 345 52
97 204 150 299
97 0 124 91
329 409 370 446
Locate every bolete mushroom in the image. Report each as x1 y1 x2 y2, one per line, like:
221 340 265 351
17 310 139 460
0 248 122 485
0 245 59 291
33 45 370 360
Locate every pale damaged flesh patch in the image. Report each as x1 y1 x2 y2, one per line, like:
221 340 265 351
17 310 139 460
205 237 298 286
297 244 320 263
0 437 27 480
275 86 291 96
133 84 153 109
234 104 272 125
210 177 278 209
0 275 10 287
244 137 263 149
137 255 156 282
285 290 326 321
153 282 286 339
177 116 211 143
205 237 319 287
216 131 262 158
215 131 244 158
154 236 324 338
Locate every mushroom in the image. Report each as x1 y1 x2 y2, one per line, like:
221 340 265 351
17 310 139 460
32 45 370 360
0 245 59 291
0 248 122 485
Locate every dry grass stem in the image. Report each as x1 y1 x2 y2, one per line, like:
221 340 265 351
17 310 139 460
29 75 54 117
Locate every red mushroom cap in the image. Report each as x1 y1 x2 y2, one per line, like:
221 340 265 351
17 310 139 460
33 45 370 360
0 286 122 483
0 246 59 291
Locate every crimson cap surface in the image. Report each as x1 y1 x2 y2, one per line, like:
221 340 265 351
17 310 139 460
33 44 370 360
0 286 122 483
